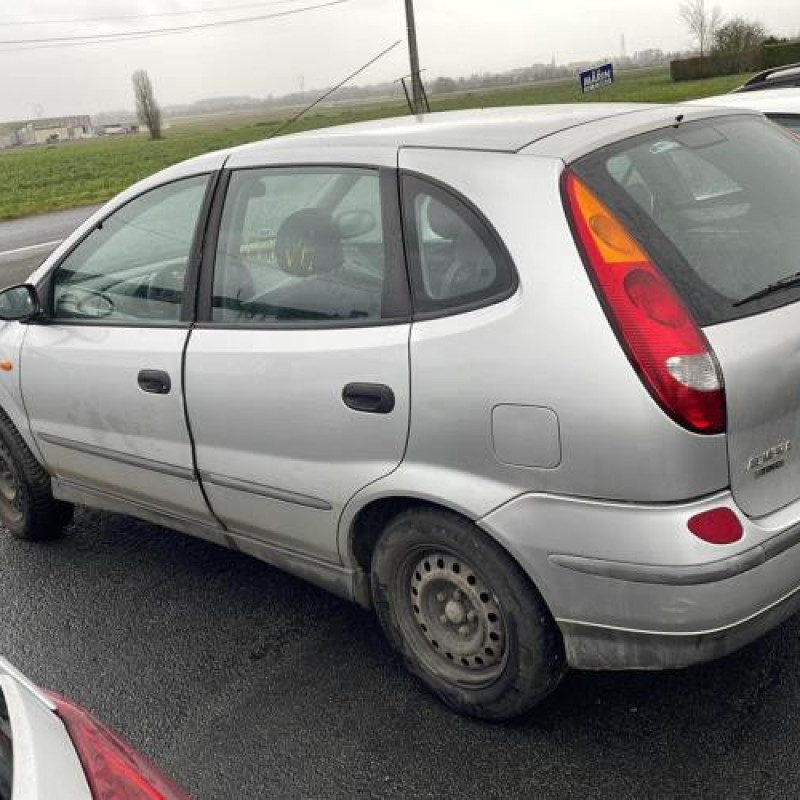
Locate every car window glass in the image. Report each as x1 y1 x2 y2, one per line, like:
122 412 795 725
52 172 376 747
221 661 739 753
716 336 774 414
237 172 331 257
576 116 800 324
333 177 383 243
402 175 513 313
52 175 209 323
213 168 386 324
769 114 800 135
663 147 741 201
414 194 497 301
606 154 654 213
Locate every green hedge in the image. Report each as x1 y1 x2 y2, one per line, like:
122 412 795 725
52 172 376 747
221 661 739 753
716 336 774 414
761 41 800 68
671 40 800 82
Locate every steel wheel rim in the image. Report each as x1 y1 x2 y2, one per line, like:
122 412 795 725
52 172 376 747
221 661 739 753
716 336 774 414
399 548 508 687
0 447 22 525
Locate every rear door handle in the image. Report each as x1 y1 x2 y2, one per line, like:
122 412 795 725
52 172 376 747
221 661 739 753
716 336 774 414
342 383 395 414
138 369 172 395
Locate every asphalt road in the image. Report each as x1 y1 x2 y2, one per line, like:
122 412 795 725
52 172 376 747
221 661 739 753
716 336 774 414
2 210 800 799
0 205 100 284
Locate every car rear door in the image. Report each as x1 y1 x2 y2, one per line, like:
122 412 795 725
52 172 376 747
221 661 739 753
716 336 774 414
21 171 217 523
184 159 411 561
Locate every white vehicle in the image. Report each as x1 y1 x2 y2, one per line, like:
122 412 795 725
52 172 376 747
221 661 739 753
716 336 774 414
685 83 800 134
0 658 187 799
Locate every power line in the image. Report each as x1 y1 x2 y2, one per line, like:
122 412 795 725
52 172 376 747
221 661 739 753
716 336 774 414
0 0 350 49
0 0 311 28
267 39 402 139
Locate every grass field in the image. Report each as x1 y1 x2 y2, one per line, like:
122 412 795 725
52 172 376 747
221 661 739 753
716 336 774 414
0 68 751 222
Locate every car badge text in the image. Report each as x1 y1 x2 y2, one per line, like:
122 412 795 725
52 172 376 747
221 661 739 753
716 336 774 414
747 440 792 478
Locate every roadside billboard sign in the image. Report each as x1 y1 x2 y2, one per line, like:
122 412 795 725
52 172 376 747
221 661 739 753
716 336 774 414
580 63 614 93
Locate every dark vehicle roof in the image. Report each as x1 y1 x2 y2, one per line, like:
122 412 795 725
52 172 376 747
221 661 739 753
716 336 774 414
734 62 800 93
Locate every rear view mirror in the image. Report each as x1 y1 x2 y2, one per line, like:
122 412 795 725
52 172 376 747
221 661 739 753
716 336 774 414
0 284 39 322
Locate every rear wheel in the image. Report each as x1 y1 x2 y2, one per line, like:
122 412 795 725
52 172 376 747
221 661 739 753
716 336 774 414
371 507 565 720
0 412 73 541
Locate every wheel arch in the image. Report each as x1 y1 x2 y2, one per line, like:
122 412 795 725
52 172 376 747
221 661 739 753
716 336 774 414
0 391 45 470
344 493 556 620
0 321 46 469
349 495 446 575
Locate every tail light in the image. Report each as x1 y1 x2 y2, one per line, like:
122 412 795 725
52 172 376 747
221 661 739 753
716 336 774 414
46 692 189 800
563 172 725 434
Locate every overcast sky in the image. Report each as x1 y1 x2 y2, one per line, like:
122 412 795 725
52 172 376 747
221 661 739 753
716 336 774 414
1 0 797 120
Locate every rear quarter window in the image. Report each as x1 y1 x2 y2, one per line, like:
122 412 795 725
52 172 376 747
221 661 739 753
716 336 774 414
572 115 800 325
400 174 518 317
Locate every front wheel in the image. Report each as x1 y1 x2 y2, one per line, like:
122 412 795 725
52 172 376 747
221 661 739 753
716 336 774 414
371 508 565 721
0 412 73 541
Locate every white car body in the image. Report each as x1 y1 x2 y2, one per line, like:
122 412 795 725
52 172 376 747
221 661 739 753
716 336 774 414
684 86 800 131
0 659 91 800
0 658 187 799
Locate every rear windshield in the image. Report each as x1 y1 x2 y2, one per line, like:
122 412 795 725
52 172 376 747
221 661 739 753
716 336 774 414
0 689 10 800
572 115 800 325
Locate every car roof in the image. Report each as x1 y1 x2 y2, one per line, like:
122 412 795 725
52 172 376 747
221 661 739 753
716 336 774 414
224 102 754 167
227 104 663 157
684 86 800 115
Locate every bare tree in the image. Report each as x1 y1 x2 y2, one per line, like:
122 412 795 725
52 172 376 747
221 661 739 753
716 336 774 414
132 69 162 140
679 0 724 58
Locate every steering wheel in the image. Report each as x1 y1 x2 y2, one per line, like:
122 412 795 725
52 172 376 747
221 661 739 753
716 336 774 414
143 264 185 317
57 287 115 319
439 252 495 300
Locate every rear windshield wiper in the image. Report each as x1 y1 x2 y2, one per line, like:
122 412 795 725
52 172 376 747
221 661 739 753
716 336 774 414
733 271 800 307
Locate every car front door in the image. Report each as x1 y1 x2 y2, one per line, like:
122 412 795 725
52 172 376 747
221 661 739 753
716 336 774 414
21 173 217 523
184 164 411 562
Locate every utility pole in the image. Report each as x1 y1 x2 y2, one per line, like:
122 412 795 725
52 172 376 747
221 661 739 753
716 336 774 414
404 0 425 114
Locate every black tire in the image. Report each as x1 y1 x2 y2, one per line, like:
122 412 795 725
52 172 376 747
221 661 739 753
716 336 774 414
371 507 565 721
0 410 73 541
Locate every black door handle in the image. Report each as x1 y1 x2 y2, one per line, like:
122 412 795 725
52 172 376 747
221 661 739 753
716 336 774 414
342 383 395 414
138 369 171 395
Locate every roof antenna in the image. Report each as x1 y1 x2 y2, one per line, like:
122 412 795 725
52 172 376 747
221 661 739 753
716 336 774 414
674 113 685 127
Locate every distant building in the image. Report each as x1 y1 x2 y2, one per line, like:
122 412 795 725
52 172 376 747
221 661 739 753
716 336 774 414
98 122 139 136
0 129 19 149
16 115 93 146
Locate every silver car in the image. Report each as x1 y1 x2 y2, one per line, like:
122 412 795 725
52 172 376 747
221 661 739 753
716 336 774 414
2 104 800 720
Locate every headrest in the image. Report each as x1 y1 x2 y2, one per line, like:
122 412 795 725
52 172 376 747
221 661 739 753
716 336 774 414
426 198 466 240
275 209 343 276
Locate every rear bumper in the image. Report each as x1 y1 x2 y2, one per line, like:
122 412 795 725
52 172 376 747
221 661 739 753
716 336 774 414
478 491 800 670
558 575 800 670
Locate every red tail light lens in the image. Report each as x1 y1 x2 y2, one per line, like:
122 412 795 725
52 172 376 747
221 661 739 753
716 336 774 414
687 507 743 545
564 172 725 434
47 692 189 800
